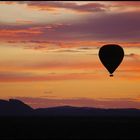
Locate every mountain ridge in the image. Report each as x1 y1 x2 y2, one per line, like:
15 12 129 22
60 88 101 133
0 99 140 116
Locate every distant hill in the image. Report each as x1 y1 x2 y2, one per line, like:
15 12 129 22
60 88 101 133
1 99 140 116
35 106 140 117
0 99 33 116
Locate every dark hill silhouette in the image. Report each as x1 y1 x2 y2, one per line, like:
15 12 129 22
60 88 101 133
0 99 33 116
1 99 140 116
1 99 140 139
35 106 140 117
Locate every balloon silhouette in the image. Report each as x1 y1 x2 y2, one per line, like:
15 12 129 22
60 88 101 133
99 44 124 77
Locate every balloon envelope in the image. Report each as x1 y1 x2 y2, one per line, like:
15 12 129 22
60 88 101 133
99 44 124 76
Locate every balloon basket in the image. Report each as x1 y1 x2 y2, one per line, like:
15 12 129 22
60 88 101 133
110 74 113 77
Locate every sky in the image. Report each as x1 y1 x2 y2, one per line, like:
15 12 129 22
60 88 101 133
0 1 140 108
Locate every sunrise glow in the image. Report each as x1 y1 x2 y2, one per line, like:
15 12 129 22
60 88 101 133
0 1 140 108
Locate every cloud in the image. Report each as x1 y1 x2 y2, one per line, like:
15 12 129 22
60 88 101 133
16 19 33 24
1 10 140 43
111 1 140 7
2 1 140 13
125 53 140 60
50 49 81 53
16 97 140 109
44 91 53 94
48 11 140 41
0 71 100 82
0 25 43 41
14 1 107 13
78 47 98 50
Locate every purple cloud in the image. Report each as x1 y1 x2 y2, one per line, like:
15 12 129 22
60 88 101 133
17 1 106 13
16 97 140 109
1 10 140 43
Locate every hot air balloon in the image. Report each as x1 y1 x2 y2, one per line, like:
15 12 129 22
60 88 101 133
99 44 124 77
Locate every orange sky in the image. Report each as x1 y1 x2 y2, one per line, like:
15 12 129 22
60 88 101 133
0 1 140 108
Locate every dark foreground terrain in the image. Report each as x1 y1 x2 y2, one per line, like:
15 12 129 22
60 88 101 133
0 99 140 139
0 116 140 140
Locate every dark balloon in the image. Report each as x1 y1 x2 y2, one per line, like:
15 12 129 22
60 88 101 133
99 44 124 77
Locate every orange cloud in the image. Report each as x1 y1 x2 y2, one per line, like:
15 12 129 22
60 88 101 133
0 1 16 5
0 72 101 83
0 28 42 35
0 66 140 82
22 1 106 13
16 19 33 24
4 39 140 51
111 1 140 7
